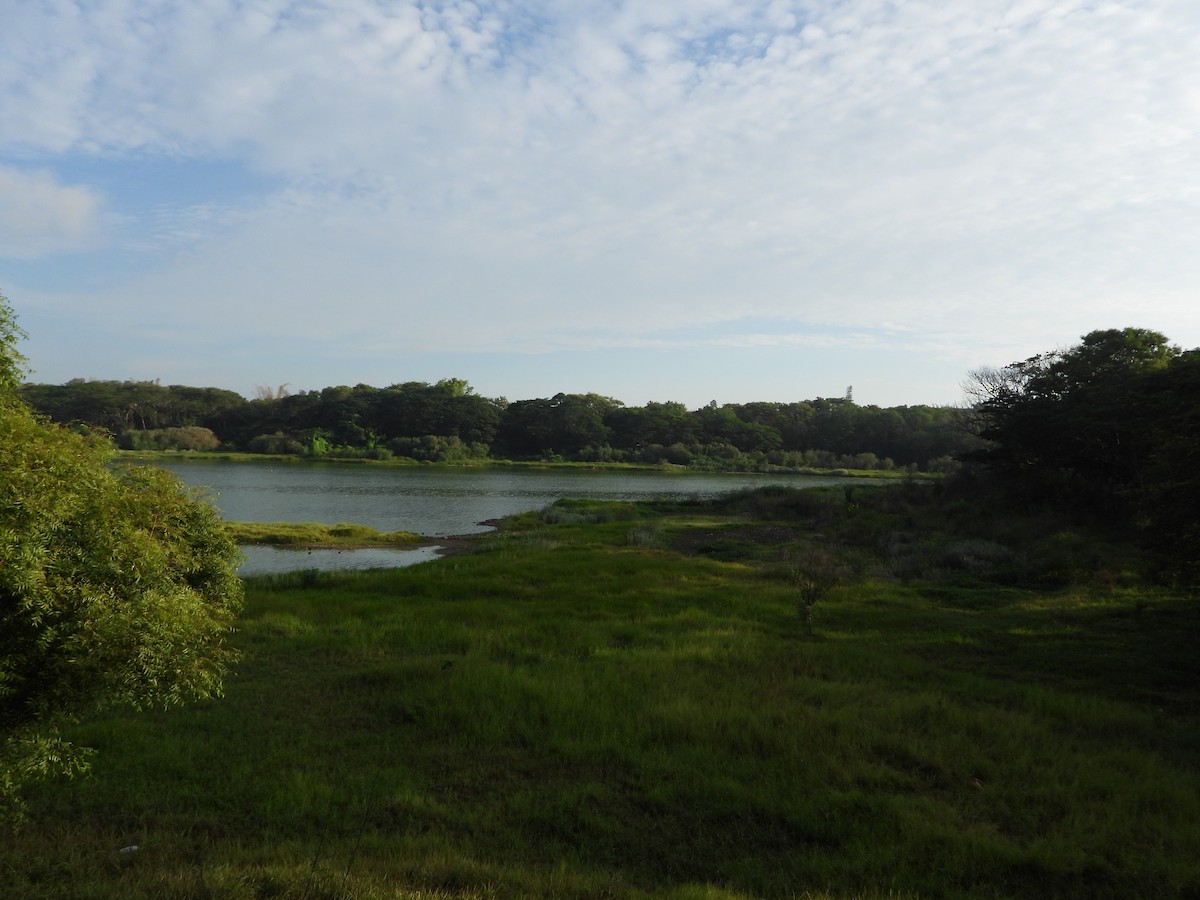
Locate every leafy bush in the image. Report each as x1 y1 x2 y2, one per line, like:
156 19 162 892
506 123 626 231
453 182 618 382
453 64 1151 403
387 434 488 462
1 295 243 821
247 431 305 455
119 425 221 451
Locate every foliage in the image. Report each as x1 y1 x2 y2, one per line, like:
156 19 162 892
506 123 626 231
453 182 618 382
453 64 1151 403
118 425 221 451
18 378 245 436
493 392 620 458
387 434 489 463
965 328 1176 496
0 292 243 823
1137 351 1200 582
0 301 26 394
246 431 306 455
787 544 854 635
966 327 1200 580
22 376 978 472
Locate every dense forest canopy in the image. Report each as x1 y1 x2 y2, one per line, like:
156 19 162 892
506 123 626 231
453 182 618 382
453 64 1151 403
19 377 976 472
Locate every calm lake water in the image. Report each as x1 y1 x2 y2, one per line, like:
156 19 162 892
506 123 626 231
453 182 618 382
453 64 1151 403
147 459 856 575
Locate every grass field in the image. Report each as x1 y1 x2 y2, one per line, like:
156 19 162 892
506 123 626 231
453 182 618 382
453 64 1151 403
4 486 1198 898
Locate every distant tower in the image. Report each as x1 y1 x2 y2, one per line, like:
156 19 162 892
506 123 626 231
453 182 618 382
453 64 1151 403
845 385 854 403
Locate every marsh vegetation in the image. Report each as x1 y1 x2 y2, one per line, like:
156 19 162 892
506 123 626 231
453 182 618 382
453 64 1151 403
4 482 1197 899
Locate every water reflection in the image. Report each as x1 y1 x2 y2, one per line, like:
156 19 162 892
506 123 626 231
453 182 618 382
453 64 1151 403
239 544 445 576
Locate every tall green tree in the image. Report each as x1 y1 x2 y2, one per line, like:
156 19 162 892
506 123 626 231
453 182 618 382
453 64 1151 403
966 328 1177 504
0 293 243 822
1134 350 1200 582
965 327 1200 579
495 393 618 458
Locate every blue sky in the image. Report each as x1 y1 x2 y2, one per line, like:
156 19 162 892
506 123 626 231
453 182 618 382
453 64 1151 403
2 0 1198 409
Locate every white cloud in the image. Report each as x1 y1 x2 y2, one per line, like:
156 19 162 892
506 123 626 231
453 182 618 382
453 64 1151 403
3 1 1200 399
0 166 104 258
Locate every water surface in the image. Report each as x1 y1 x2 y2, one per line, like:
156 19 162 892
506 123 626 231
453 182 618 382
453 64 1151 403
238 544 445 576
146 460 855 574
152 460 853 535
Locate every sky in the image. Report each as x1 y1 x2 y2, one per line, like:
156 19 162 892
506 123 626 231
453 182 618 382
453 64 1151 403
2 0 1198 410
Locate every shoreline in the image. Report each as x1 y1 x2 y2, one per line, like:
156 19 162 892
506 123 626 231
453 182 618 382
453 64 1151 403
116 448 919 480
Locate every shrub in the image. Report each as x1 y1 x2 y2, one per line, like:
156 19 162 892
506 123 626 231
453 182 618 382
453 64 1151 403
247 432 305 455
119 425 221 451
387 435 487 462
1 294 242 821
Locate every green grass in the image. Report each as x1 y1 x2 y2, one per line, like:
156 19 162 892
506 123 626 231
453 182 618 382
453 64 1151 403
226 521 424 546
4 490 1198 898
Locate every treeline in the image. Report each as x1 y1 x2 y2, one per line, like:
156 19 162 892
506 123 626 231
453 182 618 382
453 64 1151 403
966 327 1200 582
18 377 975 472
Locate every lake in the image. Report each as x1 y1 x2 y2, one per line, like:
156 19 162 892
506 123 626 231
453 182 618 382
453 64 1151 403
147 459 857 575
